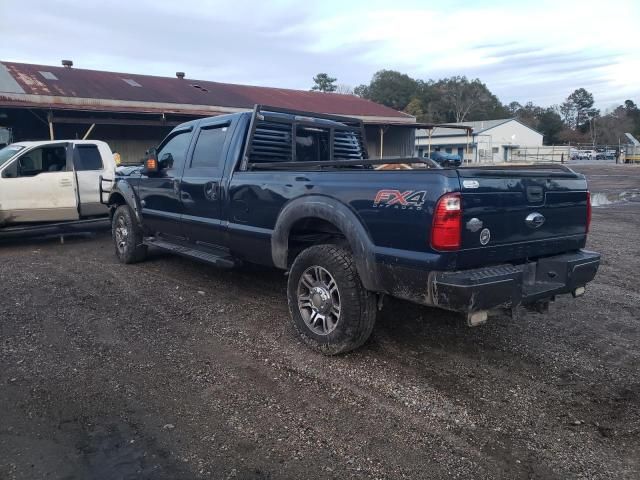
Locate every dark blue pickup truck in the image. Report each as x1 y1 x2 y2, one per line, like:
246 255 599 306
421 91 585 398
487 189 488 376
105 105 600 354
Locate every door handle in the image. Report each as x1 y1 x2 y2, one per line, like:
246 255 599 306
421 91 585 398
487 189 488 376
204 181 219 201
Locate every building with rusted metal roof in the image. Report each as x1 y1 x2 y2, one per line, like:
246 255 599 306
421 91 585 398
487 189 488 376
0 60 416 163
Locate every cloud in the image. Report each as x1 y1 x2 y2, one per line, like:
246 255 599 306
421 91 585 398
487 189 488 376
0 0 638 108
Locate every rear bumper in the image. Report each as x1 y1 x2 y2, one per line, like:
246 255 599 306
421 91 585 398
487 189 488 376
429 249 600 313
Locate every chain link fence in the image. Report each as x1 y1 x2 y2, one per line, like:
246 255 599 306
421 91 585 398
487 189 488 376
473 144 630 164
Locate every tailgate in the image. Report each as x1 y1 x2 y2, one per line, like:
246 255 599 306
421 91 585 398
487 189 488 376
455 165 589 268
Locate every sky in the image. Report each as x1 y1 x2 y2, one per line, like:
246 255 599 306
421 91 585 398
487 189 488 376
1 0 638 110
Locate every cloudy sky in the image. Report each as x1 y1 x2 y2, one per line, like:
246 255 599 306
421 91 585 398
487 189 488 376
1 0 638 110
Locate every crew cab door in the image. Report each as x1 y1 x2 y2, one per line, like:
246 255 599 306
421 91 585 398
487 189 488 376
0 143 79 225
72 143 109 217
137 128 192 237
179 119 231 246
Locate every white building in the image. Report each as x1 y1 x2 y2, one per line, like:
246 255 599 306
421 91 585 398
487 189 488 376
416 119 543 163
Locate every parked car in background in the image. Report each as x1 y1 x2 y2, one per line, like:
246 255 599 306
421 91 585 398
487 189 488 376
570 148 580 160
0 140 115 233
428 150 462 167
596 149 616 160
578 150 595 160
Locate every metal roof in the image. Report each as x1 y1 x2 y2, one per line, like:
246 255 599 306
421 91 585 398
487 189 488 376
365 121 473 132
0 61 413 123
625 133 639 146
416 118 543 138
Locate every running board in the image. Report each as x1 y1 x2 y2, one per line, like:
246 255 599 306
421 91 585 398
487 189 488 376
144 237 238 269
0 217 110 240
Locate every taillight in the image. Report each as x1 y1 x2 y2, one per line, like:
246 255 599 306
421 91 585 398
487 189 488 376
431 192 462 251
586 191 592 234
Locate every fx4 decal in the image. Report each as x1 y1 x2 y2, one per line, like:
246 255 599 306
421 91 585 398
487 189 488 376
373 189 427 210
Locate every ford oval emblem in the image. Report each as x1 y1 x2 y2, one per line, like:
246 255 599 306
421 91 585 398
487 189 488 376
525 212 545 229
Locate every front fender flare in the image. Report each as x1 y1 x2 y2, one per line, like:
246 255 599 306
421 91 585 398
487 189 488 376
108 180 143 226
271 196 381 291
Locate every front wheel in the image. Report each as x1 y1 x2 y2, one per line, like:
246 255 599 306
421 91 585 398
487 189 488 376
287 245 377 355
112 205 147 264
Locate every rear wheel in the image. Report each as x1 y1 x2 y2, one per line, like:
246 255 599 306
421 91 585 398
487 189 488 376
112 205 147 264
287 245 377 355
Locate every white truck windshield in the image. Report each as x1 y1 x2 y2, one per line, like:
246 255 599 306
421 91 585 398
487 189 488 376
0 145 24 167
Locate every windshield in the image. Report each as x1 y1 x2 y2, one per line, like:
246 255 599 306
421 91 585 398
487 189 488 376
0 145 24 167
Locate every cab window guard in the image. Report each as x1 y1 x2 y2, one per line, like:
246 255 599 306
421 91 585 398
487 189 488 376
239 104 368 171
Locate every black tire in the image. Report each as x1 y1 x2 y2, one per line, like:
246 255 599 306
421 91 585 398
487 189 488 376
287 245 377 355
112 205 147 264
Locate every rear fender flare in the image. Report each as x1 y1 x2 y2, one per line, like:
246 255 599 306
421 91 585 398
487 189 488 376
272 196 381 291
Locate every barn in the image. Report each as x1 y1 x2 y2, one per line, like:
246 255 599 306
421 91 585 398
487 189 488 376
0 60 416 163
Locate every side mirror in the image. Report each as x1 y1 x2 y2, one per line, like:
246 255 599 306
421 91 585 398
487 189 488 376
142 148 159 175
159 152 174 169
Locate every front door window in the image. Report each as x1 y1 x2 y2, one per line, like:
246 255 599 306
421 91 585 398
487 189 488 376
3 145 68 178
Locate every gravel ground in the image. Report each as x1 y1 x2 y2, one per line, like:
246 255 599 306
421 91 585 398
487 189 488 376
1 164 638 479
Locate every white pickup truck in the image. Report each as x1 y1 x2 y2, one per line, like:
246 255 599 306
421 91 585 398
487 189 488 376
0 140 115 235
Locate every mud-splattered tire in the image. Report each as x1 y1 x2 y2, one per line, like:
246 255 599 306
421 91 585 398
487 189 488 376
287 245 377 355
112 205 147 264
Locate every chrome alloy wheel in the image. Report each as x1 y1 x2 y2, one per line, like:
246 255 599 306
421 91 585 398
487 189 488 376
114 215 129 253
297 265 341 335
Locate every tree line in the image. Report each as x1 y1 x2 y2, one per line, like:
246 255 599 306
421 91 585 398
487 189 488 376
311 71 640 146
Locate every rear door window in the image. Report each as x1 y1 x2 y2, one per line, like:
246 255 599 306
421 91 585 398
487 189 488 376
190 125 228 170
74 145 103 171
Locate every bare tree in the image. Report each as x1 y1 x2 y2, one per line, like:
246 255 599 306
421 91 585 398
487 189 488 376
334 84 353 95
593 106 634 144
433 77 497 123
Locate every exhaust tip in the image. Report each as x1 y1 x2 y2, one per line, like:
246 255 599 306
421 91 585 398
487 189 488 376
572 286 586 298
467 311 488 327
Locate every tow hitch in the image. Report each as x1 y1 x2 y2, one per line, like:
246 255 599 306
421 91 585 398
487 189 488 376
525 300 550 314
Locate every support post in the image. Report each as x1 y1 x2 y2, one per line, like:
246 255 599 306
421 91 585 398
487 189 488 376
466 129 471 163
47 111 54 140
427 128 432 160
379 126 385 159
82 123 96 140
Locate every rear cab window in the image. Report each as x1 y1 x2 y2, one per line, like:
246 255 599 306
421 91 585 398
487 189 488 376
295 125 330 163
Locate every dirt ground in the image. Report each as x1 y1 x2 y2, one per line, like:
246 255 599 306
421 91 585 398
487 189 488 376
1 164 639 479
